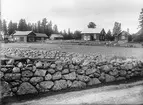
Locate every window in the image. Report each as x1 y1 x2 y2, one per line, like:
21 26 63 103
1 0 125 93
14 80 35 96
20 37 24 41
121 36 125 39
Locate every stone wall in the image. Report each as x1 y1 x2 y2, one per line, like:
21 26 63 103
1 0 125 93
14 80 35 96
1 55 143 98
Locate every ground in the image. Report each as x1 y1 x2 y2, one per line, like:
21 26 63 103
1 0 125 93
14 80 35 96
1 43 143 59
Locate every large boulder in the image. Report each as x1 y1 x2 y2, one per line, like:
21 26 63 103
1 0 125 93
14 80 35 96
17 82 38 95
35 61 43 68
45 73 52 80
102 65 112 73
12 67 20 73
77 75 90 82
63 72 76 80
86 69 97 75
22 70 33 77
4 73 21 81
119 70 127 76
34 69 47 77
71 81 86 88
62 69 69 74
30 77 44 85
48 68 55 74
87 78 101 86
105 74 115 82
52 72 62 80
52 80 67 90
39 81 54 90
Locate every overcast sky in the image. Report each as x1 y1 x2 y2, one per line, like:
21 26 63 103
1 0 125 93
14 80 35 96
1 0 143 33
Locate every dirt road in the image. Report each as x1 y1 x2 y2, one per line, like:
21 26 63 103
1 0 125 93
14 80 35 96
6 80 143 105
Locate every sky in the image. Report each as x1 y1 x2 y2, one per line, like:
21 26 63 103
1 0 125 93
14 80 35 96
1 0 143 33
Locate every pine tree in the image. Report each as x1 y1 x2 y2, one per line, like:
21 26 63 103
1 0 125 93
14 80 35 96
18 19 28 31
8 21 14 35
139 8 143 29
53 24 58 34
2 19 7 35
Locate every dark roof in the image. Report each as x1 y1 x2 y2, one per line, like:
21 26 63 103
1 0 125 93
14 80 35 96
13 31 34 36
119 31 130 36
35 33 48 37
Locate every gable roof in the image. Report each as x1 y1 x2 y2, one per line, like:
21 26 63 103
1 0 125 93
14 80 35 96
81 28 103 34
119 31 130 36
35 33 48 37
13 31 34 36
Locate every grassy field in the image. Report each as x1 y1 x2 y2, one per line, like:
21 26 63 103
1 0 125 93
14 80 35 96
1 43 143 59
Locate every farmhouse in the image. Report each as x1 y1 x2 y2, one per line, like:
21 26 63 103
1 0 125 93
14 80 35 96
35 33 48 42
114 30 130 42
13 31 48 42
81 28 106 41
50 34 63 40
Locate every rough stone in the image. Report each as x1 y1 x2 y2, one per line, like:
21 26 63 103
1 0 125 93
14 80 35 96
12 87 18 92
62 69 69 74
52 80 67 90
63 72 76 80
77 75 90 82
17 82 38 95
39 81 54 89
67 80 72 87
52 72 62 80
71 81 86 88
12 67 20 73
22 70 33 77
88 78 101 85
86 69 97 75
56 64 63 71
77 69 85 74
36 61 43 68
94 73 100 78
50 64 56 69
120 70 127 76
43 62 50 68
102 65 111 73
17 62 23 68
1 68 8 72
48 68 55 74
10 82 20 87
125 63 133 70
116 77 126 81
105 74 115 82
30 77 44 85
1 81 12 97
4 73 21 81
21 77 30 82
69 64 75 69
7 59 14 65
109 69 119 76
45 74 52 80
34 69 47 77
0 71 4 78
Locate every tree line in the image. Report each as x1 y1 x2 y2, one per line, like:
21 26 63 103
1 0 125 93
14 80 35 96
1 18 82 40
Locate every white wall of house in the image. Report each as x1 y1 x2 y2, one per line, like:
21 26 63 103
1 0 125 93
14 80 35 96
14 36 27 42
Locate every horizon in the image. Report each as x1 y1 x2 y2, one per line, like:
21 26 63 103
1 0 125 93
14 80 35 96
1 0 143 34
